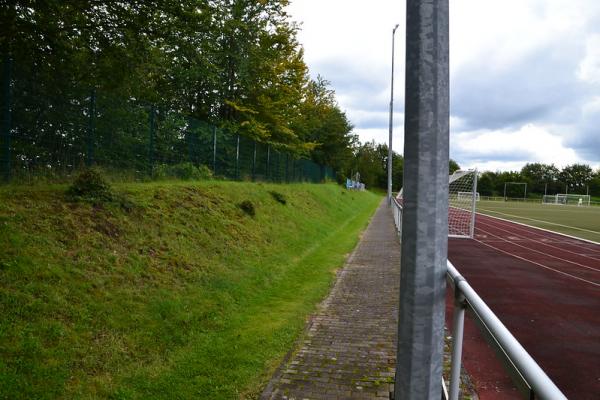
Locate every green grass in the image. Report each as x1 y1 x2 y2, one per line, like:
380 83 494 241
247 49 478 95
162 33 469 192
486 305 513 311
0 181 381 399
476 200 600 242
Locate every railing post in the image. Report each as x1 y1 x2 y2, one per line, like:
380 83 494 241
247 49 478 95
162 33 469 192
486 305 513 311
449 279 466 400
395 0 449 398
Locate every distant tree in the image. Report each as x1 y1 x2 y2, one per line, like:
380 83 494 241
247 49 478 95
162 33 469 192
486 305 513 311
560 164 593 194
477 171 498 196
589 169 600 197
520 163 560 195
449 159 461 174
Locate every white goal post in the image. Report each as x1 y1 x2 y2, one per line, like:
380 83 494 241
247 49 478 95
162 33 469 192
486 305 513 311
396 169 478 238
449 170 478 238
542 194 591 206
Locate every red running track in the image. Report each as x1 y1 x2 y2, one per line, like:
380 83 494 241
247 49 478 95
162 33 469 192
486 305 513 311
447 213 600 400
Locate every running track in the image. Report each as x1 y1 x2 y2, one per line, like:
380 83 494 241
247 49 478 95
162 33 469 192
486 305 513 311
447 212 600 399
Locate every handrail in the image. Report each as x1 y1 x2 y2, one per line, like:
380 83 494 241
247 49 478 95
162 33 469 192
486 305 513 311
389 197 567 400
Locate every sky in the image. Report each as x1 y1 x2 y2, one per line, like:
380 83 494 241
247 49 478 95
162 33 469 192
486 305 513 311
286 0 600 172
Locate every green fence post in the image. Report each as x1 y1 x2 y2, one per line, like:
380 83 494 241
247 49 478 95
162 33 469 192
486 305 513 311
266 144 270 181
252 141 256 181
148 105 155 176
285 153 289 183
1 55 12 182
86 88 96 167
212 125 217 174
235 134 240 180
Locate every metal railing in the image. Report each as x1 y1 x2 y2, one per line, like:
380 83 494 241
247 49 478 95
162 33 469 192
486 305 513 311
390 196 567 400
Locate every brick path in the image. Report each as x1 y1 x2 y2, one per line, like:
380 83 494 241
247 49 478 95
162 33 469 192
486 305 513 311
261 199 400 400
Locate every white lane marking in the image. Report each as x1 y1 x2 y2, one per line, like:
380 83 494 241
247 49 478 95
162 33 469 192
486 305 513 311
472 237 600 288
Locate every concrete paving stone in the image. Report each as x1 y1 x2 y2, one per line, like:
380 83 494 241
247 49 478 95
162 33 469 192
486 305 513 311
261 200 400 400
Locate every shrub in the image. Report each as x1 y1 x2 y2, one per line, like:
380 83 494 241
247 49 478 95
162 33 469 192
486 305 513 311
66 168 113 201
239 200 256 217
269 191 287 205
153 163 213 181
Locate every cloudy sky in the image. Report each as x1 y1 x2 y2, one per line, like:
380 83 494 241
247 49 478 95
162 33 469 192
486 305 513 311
287 0 600 172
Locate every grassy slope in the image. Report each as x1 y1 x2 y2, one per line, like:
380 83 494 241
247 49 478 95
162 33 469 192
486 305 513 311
0 181 381 399
477 200 600 242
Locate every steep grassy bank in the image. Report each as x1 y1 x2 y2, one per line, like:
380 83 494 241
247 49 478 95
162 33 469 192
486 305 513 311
0 182 381 399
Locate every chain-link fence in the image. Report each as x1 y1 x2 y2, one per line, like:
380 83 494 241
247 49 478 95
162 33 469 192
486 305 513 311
0 58 334 184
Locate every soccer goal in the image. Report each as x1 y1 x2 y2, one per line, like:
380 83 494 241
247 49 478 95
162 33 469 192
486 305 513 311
542 194 590 206
449 170 478 238
457 191 480 201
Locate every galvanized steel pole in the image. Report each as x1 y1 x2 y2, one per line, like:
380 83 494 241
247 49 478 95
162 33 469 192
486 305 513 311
395 0 449 399
388 24 400 203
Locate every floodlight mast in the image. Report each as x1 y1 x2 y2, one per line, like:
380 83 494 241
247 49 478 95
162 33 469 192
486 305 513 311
387 23 400 203
395 1 449 399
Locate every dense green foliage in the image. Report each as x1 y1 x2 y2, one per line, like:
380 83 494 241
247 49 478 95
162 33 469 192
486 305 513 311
0 182 381 399
0 1 356 180
478 163 600 198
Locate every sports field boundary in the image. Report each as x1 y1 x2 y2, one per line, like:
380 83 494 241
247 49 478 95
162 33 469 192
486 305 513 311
475 210 600 245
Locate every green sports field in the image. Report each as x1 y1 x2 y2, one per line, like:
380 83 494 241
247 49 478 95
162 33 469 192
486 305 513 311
476 200 600 243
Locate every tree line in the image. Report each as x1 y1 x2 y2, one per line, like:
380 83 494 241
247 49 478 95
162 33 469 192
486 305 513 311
478 163 600 198
0 0 356 180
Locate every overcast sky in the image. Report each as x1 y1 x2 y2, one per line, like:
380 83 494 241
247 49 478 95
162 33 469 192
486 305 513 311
287 0 600 172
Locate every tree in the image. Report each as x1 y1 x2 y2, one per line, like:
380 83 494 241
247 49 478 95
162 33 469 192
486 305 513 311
560 164 593 194
520 163 560 195
449 159 460 174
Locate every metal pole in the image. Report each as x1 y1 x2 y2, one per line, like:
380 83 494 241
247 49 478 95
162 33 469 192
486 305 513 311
544 182 547 196
395 1 449 399
504 182 507 201
449 287 466 400
1 56 11 182
388 24 400 203
524 183 527 200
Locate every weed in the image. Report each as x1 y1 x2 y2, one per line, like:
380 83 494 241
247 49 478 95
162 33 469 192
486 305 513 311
269 191 287 205
66 168 114 201
239 199 256 216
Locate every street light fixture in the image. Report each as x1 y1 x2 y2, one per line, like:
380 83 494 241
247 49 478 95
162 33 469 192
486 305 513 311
388 23 400 203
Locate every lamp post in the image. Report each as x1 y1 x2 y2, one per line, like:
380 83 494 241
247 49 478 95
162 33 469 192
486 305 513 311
388 24 400 203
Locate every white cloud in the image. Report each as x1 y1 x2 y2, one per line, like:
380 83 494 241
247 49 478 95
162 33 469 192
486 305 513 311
578 34 600 84
287 0 600 170
452 124 581 170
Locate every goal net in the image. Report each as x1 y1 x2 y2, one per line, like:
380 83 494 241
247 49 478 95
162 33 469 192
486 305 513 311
394 169 478 239
542 194 590 206
449 170 478 238
457 191 480 201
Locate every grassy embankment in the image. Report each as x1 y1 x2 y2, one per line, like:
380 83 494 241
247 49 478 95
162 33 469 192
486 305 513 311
0 181 381 399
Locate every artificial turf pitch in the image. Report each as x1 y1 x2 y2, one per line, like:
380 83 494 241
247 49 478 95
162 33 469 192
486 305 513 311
475 200 600 242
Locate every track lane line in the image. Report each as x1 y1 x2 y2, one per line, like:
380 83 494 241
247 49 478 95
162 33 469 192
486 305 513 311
477 208 600 237
476 226 600 276
476 215 600 260
476 219 600 265
472 236 600 288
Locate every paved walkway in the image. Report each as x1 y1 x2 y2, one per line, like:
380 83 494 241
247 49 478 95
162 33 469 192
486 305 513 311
261 200 401 400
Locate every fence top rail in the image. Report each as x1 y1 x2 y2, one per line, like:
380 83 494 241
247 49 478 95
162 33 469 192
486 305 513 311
446 261 567 400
